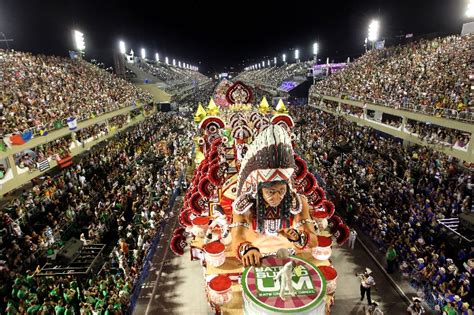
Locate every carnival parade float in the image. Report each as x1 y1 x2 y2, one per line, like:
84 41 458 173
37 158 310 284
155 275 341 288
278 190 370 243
170 82 349 315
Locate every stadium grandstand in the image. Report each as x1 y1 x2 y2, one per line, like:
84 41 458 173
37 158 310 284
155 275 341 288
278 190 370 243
0 1 473 315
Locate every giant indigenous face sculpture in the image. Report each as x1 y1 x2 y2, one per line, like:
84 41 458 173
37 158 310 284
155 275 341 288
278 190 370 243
261 181 288 208
231 124 321 268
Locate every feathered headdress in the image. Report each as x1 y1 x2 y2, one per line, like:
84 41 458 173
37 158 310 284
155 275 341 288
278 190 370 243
236 124 296 196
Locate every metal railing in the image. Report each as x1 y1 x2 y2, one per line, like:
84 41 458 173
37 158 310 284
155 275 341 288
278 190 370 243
312 91 474 122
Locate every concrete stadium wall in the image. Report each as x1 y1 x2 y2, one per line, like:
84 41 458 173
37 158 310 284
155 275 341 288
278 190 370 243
309 95 473 163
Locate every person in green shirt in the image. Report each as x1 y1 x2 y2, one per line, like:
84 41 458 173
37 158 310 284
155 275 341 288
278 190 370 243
80 302 93 315
27 302 41 315
63 288 76 305
385 244 397 274
25 271 37 287
15 285 28 300
5 300 18 315
64 306 74 315
95 298 105 310
54 300 66 315
442 303 457 315
39 300 55 315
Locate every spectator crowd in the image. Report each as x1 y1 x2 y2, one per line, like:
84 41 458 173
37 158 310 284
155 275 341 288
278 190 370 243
291 106 473 314
0 49 152 137
0 112 194 315
310 35 473 121
135 60 210 93
173 81 217 109
235 60 313 89
1 42 473 315
315 99 472 151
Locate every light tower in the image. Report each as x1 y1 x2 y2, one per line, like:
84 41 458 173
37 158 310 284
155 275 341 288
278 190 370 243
73 30 85 57
313 42 319 62
367 20 380 50
119 41 126 54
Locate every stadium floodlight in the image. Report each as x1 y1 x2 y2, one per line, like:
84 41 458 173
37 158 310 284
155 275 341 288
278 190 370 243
294 49 299 60
313 42 319 62
155 53 159 62
165 57 169 64
467 0 474 18
73 30 85 51
141 48 146 59
274 57 277 65
368 20 380 42
119 41 126 54
178 61 181 67
173 59 176 66
313 42 319 56
282 53 286 63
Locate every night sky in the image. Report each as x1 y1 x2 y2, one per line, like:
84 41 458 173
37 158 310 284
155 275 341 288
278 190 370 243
0 0 468 74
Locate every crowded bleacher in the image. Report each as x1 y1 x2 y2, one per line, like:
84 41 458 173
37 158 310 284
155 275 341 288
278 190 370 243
1 112 194 314
0 50 153 137
317 98 472 151
173 81 217 109
135 60 210 93
235 60 313 89
291 106 473 313
310 35 473 121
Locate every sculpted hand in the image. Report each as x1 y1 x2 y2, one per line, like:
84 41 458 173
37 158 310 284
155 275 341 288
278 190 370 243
242 248 262 267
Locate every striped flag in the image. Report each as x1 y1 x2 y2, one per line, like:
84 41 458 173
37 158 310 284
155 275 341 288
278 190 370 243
37 159 50 172
66 117 77 130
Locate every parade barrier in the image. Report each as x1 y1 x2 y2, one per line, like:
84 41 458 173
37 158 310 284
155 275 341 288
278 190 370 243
127 173 184 314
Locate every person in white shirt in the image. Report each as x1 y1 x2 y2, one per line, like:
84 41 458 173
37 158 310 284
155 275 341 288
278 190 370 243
348 228 357 249
365 301 384 315
407 297 425 314
356 268 376 304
